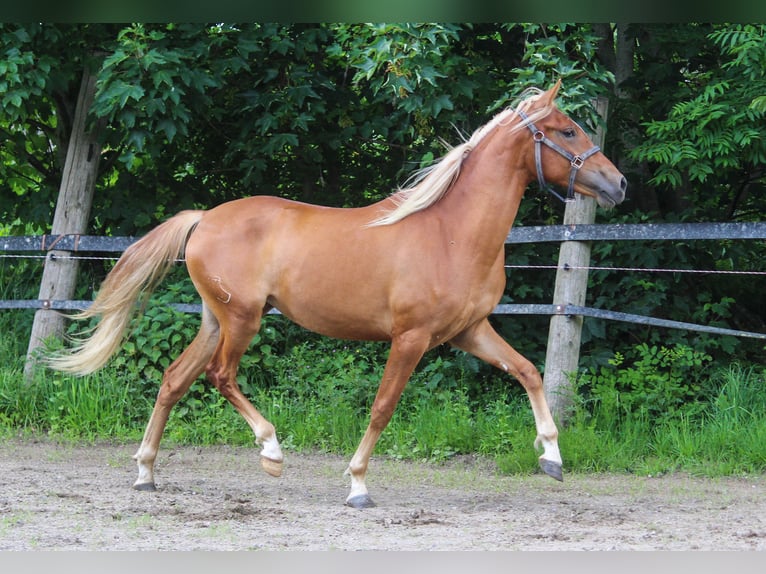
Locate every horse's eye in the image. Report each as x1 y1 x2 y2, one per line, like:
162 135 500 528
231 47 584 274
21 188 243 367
562 128 576 139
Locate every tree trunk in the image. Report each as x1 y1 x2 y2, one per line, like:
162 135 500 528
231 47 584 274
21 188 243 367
25 66 103 377
614 23 635 97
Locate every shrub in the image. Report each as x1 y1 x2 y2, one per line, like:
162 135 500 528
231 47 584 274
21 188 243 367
577 342 715 424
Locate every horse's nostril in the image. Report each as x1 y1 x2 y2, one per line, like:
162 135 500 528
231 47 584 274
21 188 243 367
620 176 627 192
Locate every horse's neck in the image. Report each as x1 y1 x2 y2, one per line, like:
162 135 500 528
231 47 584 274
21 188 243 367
435 131 530 250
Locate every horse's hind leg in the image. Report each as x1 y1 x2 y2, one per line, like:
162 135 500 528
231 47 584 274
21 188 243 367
451 319 563 481
133 305 220 491
205 311 284 477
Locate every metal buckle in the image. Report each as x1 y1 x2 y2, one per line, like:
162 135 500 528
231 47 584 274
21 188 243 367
570 156 584 169
533 131 545 142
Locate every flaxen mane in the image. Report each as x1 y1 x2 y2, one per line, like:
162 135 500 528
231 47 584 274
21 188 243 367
368 87 554 226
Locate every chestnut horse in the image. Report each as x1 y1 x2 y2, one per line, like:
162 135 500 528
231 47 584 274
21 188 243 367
49 80 626 508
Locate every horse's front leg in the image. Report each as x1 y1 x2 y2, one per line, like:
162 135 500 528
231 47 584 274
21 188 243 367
344 331 430 508
451 319 563 481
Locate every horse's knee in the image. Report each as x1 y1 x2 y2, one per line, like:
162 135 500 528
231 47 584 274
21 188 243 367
205 366 230 394
370 401 396 430
516 362 543 392
157 376 189 407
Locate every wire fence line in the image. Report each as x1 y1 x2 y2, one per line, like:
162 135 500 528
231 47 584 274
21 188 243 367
504 264 766 275
3 221 766 252
2 221 765 339
4 251 766 276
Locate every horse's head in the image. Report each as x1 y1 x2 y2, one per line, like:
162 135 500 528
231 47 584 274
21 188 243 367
518 79 627 209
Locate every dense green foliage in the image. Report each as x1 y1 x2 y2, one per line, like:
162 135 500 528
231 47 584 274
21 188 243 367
1 23 765 474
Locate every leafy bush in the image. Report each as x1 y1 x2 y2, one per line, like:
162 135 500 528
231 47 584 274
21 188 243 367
577 342 714 423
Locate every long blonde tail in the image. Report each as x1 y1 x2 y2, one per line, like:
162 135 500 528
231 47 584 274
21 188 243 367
47 210 205 375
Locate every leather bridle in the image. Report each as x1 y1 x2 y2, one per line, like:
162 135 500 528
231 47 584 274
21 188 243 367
516 109 601 202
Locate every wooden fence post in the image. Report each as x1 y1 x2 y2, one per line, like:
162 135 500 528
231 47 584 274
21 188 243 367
542 97 609 423
24 66 103 377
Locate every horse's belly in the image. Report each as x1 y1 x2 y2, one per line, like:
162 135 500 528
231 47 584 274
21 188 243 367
272 299 392 341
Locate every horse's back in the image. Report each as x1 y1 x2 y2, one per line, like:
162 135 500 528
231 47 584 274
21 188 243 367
184 195 401 338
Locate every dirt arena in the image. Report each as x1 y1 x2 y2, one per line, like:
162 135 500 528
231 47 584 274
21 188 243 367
1 438 764 551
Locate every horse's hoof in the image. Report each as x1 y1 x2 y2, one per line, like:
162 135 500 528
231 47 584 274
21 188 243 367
345 494 377 509
133 481 157 492
539 458 564 482
261 456 283 477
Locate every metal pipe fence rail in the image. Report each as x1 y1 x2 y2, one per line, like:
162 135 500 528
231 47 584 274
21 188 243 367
2 221 766 340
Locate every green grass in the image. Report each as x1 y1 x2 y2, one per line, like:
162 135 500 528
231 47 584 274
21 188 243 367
1 314 765 479
0 355 150 442
555 364 766 477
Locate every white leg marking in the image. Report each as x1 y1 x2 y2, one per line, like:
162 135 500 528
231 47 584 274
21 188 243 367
259 434 283 462
344 466 369 502
534 422 562 466
132 447 156 486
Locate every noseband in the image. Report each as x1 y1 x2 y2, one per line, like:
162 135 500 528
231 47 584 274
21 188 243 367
516 110 601 202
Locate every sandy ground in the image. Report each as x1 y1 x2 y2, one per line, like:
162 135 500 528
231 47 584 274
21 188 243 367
1 438 765 551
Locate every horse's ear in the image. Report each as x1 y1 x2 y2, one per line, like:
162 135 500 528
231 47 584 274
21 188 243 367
550 78 562 97
539 78 562 107
539 78 561 108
